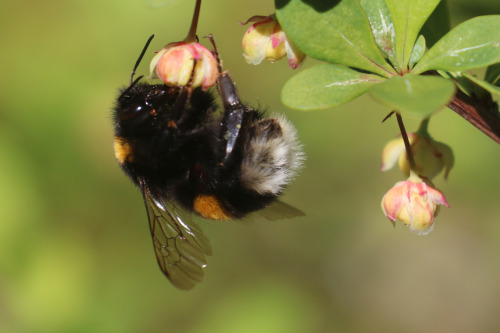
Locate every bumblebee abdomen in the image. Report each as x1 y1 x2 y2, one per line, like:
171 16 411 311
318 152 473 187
240 115 304 196
196 115 304 220
193 194 234 220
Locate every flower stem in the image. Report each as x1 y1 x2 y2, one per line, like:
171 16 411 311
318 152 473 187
185 0 202 43
416 118 430 137
396 113 416 171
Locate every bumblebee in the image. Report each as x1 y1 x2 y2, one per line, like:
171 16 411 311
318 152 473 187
113 35 304 290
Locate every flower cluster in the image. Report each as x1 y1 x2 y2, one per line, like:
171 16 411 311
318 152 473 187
380 119 453 235
148 14 306 90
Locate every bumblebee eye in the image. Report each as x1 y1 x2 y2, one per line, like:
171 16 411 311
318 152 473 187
120 104 149 121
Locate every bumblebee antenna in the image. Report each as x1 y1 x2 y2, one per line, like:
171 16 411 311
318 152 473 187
130 34 155 84
119 34 155 100
119 75 144 100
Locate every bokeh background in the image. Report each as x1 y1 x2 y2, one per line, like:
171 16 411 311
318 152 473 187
1 0 499 332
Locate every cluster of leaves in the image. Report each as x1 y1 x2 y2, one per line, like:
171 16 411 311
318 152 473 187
275 0 500 121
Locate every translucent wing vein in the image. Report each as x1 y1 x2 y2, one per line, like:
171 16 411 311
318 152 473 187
141 185 212 290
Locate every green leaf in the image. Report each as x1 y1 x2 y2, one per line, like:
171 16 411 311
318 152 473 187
360 0 396 66
420 0 450 48
369 74 455 118
437 70 476 96
385 0 441 70
409 35 426 69
275 0 395 78
413 15 500 74
485 63 500 85
462 72 500 96
281 63 384 111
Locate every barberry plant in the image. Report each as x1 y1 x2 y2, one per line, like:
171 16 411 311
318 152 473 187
247 0 499 234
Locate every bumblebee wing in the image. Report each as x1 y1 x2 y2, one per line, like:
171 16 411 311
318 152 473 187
249 200 305 222
141 184 212 290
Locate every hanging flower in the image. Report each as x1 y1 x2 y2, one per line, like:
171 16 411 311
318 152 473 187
241 15 305 69
149 41 218 90
381 173 449 235
381 120 454 179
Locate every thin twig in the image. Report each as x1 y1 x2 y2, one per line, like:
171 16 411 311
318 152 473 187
447 89 500 145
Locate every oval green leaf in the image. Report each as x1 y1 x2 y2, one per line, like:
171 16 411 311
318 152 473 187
385 0 441 70
369 74 455 118
413 15 500 74
275 0 395 78
281 63 384 111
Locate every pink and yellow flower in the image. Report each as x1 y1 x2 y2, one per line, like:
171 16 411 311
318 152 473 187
381 132 454 180
241 15 305 69
381 173 449 235
149 41 218 90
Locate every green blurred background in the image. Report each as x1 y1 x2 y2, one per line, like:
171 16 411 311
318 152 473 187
1 0 499 332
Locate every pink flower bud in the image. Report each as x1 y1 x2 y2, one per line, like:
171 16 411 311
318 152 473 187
381 132 454 180
149 41 218 90
381 175 449 235
241 15 305 69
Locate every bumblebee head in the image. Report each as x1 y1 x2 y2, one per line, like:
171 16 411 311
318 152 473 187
114 83 175 135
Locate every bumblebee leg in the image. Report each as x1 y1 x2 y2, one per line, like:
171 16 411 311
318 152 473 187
170 59 203 127
167 88 192 128
205 34 252 161
206 34 223 74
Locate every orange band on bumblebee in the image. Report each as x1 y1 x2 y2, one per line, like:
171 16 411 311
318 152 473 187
193 194 233 221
